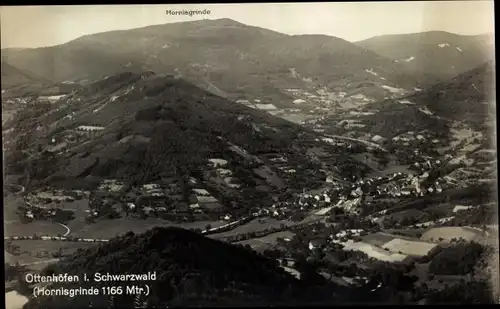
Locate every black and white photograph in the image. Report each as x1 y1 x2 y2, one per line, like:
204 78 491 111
1 2 497 307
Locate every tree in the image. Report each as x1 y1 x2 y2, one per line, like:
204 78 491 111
429 242 485 276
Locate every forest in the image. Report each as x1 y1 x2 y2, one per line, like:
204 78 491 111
23 227 343 308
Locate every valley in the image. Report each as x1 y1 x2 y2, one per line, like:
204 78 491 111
2 11 497 308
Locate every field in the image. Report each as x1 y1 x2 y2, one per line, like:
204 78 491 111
362 232 397 247
236 239 273 253
5 221 68 237
210 218 293 239
383 209 427 222
2 109 16 124
73 217 227 239
3 196 25 221
55 198 89 211
280 113 315 124
4 250 16 264
334 239 408 262
5 240 97 265
236 230 295 252
381 238 438 257
420 226 485 243
361 232 437 257
7 193 230 240
385 228 428 238
255 230 295 243
253 166 285 188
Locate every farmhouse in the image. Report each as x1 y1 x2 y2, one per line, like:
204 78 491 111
371 135 387 144
208 158 228 167
143 183 160 190
309 238 327 250
217 168 232 176
326 175 336 183
421 227 484 243
334 239 408 263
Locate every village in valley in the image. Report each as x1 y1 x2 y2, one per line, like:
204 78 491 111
2 8 497 306
4 85 496 293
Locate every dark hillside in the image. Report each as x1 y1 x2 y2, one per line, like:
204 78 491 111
409 61 494 130
23 227 337 308
355 61 494 138
1 61 78 97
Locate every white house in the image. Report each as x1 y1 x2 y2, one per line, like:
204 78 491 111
208 158 228 168
401 190 411 196
309 239 327 250
371 135 386 143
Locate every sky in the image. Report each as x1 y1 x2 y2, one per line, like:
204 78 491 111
0 1 495 49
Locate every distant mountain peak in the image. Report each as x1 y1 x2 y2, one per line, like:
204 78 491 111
163 17 247 29
210 17 244 25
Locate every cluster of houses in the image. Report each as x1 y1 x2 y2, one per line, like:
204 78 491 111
391 130 443 147
25 190 85 206
19 200 74 222
264 155 304 177
374 174 432 198
45 125 98 154
2 96 31 106
89 179 177 219
207 158 241 189
283 87 357 108
255 160 455 223
87 177 233 222
412 155 451 171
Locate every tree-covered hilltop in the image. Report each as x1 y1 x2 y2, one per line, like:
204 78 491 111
23 227 342 308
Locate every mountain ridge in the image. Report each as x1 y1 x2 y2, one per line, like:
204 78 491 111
355 31 493 83
6 72 370 208
1 18 438 104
